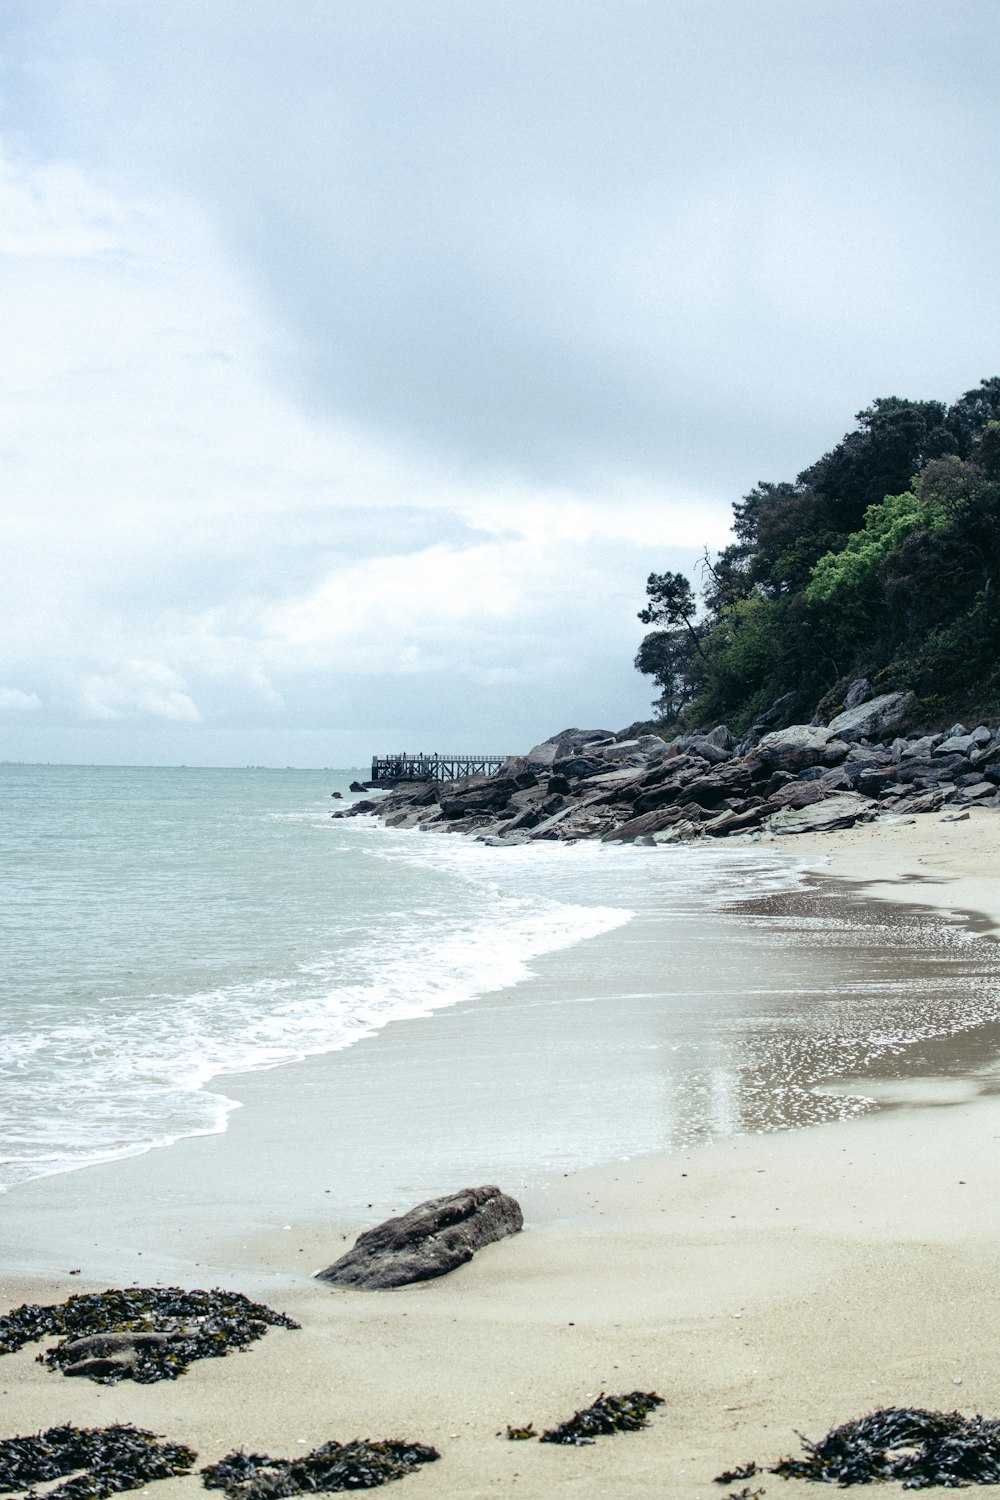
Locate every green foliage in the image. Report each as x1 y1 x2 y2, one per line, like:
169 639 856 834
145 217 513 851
805 490 926 614
638 570 697 628
635 377 1000 729
633 627 700 724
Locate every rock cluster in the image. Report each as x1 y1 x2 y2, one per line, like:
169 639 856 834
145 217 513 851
339 691 1000 843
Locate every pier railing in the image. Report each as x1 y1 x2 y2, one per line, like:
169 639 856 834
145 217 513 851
370 753 507 784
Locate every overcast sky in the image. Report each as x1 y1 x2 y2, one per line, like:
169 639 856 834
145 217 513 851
2 0 999 766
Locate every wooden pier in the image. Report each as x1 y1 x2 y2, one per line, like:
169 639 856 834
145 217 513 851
370 753 507 785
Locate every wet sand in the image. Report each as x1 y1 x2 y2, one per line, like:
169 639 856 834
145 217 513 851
3 807 1000 1498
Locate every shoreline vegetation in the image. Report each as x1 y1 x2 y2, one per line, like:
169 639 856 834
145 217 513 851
634 377 1000 736
6 760 1000 1495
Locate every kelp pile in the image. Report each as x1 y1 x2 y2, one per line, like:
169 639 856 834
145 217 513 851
201 1439 440 1496
0 1287 299 1384
0 1423 195 1500
721 1407 1000 1490
773 1407 1000 1489
538 1390 664 1446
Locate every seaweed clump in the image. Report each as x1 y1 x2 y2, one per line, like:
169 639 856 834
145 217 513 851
0 1423 195 1500
0 1287 299 1385
715 1461 758 1484
201 1438 439 1496
538 1390 664 1446
771 1407 1000 1488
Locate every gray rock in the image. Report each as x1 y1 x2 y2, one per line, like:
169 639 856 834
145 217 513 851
767 792 872 835
827 692 914 742
755 724 851 772
602 807 687 841
766 780 831 811
854 767 893 797
842 678 873 709
316 1185 523 1290
382 810 425 829
650 819 700 843
845 743 893 766
900 734 945 758
753 691 800 730
699 724 735 750
522 739 561 767
817 766 853 792
934 733 977 756
524 728 613 766
702 805 765 836
955 781 996 802
593 738 657 763
678 737 732 764
895 754 966 784
891 788 949 814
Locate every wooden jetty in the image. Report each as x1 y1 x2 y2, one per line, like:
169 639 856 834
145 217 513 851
370 753 507 785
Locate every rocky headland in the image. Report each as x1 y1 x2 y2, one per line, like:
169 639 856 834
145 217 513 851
339 685 1000 844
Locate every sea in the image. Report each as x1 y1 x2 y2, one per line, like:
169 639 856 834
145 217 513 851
4 762 1000 1203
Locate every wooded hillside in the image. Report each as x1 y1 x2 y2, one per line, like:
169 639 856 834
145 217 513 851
637 377 1000 733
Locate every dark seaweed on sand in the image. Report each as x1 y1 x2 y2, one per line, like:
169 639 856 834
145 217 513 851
0 1423 195 1500
200 1439 440 1496
0 1287 299 1384
714 1461 758 1483
770 1406 1000 1488
538 1390 664 1446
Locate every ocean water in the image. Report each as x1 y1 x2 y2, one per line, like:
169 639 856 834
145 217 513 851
3 763 1000 1200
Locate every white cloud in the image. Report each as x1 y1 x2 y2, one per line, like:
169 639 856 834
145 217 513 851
0 687 42 712
10 0 995 764
0 136 714 758
0 152 131 257
79 662 202 722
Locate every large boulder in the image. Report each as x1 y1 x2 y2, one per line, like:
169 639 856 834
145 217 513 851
753 691 801 731
895 753 966 785
767 791 872 835
678 736 732 764
755 724 851 772
826 692 914 742
523 729 615 767
935 728 991 756
316 1186 523 1290
766 780 832 811
842 678 873 708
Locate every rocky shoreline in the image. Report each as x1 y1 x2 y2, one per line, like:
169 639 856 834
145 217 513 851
339 686 1000 844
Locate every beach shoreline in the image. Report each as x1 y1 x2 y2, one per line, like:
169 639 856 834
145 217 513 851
3 807 1000 1498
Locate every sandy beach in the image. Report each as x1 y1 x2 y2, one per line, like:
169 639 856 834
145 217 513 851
3 808 1000 1499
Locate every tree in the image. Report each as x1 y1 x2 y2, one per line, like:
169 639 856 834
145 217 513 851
636 376 1000 733
637 571 705 657
633 629 698 723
